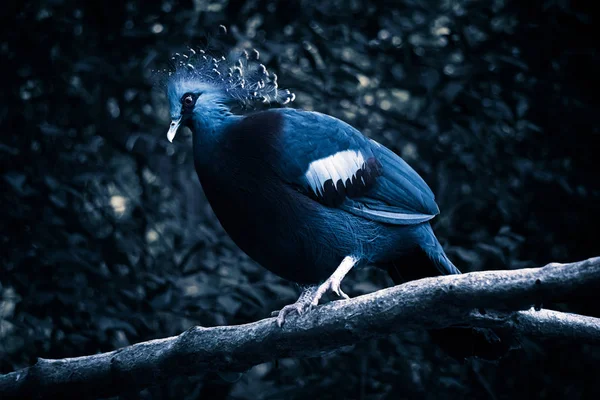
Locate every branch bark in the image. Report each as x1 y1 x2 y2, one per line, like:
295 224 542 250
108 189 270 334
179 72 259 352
1 257 599 399
468 309 600 343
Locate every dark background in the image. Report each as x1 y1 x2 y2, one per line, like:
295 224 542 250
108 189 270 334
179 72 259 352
1 0 599 398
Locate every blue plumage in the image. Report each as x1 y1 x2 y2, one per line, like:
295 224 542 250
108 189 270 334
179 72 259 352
164 48 460 325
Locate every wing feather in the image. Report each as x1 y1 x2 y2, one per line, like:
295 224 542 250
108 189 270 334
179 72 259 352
276 108 439 225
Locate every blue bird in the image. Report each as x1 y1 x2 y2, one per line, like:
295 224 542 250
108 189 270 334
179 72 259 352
164 49 462 327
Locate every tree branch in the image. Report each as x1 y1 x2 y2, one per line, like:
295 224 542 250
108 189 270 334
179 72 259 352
1 257 599 399
467 308 600 343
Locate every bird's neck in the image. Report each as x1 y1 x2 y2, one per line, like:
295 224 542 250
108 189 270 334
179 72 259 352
191 106 230 133
190 109 240 168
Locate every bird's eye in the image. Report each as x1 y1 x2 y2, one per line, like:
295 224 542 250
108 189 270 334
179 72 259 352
180 93 198 113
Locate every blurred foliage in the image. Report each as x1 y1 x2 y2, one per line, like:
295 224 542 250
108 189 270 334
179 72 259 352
1 0 599 399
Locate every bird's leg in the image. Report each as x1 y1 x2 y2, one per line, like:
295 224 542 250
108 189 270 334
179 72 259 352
310 255 359 306
273 256 359 327
273 285 319 327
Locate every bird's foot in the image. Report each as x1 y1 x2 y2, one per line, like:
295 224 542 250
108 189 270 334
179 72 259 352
272 257 359 327
310 256 358 306
310 275 350 307
272 286 318 327
271 280 350 327
273 301 312 327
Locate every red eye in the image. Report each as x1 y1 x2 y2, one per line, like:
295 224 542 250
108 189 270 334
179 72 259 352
184 95 194 105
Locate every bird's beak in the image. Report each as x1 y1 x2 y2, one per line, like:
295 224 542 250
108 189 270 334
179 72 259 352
167 116 182 143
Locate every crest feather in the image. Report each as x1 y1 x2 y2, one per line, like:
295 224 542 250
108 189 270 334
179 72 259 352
165 46 295 106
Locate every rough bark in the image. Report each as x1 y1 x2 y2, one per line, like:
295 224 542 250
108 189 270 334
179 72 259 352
1 257 599 399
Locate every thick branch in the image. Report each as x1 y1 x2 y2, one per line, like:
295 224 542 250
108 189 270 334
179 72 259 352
468 309 600 343
1 257 599 399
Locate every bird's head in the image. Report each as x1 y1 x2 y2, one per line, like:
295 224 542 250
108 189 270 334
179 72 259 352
166 72 231 142
164 48 295 142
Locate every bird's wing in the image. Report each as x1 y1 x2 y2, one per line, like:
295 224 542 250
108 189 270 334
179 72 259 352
276 109 439 225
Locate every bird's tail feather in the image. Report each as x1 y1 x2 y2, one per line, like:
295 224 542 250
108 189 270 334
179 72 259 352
419 223 461 276
428 248 461 275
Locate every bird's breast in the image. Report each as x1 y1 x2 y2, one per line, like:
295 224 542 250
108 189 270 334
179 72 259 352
197 156 338 283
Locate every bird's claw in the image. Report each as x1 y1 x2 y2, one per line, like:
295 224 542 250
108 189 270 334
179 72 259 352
331 282 350 299
273 270 352 327
311 276 350 306
274 302 313 327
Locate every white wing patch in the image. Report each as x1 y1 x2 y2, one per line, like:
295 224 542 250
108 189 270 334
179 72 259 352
304 150 365 196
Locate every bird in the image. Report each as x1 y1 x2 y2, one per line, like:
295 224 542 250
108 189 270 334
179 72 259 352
163 48 460 325
162 47 511 360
